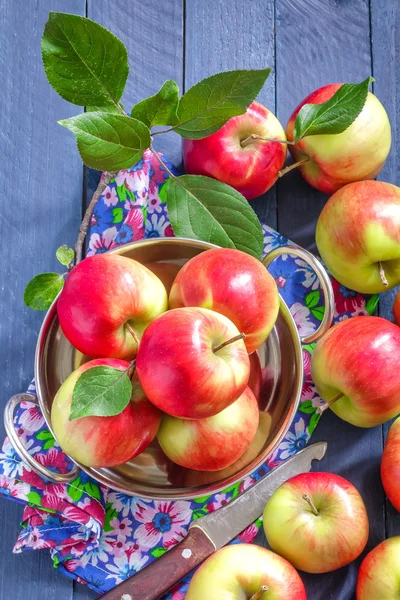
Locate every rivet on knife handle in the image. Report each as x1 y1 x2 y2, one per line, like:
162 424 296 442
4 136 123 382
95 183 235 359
101 527 216 600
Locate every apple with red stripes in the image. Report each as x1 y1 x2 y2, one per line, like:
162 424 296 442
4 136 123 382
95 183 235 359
357 537 400 599
381 416 400 512
51 358 161 468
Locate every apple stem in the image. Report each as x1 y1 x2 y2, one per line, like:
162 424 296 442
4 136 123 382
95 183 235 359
213 332 246 353
379 262 389 286
126 323 140 347
240 133 294 148
317 392 344 415
249 586 269 600
127 360 136 381
302 493 319 516
278 157 310 177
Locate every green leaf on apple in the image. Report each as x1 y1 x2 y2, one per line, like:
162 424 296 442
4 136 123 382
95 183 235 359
42 12 128 107
174 69 271 139
56 245 74 267
166 175 264 260
59 112 150 171
24 272 65 310
70 365 132 420
294 76 374 142
131 80 179 128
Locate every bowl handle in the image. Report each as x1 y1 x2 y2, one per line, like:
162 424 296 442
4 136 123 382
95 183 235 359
3 393 80 483
263 246 335 344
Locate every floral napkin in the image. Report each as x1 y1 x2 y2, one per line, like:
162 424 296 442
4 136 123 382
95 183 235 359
0 150 378 597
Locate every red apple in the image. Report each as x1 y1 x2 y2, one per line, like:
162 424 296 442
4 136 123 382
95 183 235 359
169 248 279 354
186 544 306 600
183 101 287 200
157 386 259 471
57 254 168 360
393 291 400 326
51 359 161 468
263 472 369 573
381 416 400 511
316 180 400 293
136 307 250 419
286 84 391 194
311 316 400 427
356 537 400 599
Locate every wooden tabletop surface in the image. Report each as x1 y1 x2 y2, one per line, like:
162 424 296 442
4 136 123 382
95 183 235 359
0 1 398 598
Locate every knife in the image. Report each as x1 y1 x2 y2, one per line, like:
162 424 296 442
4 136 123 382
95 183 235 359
102 442 327 600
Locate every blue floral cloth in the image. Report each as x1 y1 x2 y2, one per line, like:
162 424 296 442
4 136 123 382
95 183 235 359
0 150 378 597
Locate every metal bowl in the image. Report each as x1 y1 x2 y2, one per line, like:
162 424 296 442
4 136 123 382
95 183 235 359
5 237 334 500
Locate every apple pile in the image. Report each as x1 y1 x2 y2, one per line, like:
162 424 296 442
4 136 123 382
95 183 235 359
51 248 279 471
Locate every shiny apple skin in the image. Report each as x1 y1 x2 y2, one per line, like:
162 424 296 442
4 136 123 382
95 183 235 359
169 248 279 354
157 386 259 471
51 359 161 468
381 416 400 512
136 307 250 419
186 544 306 600
263 472 369 574
183 101 287 200
316 180 400 293
286 84 391 194
356 537 400 599
311 316 400 427
57 254 168 360
393 291 400 326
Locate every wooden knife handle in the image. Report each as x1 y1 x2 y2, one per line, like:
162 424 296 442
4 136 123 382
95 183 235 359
101 526 215 600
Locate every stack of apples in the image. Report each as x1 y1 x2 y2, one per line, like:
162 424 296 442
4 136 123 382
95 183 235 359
51 247 279 472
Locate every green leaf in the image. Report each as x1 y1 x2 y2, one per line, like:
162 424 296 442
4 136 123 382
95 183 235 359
27 491 42 505
192 508 208 520
116 183 127 202
311 306 325 321
67 476 84 503
36 429 54 441
84 480 101 501
56 245 74 267
24 273 64 310
175 69 271 139
104 502 118 532
86 104 123 114
70 365 132 420
151 547 168 558
308 411 321 435
166 175 264 260
365 294 379 315
131 80 179 128
59 112 150 171
299 400 316 414
41 12 128 107
112 207 123 223
294 76 373 142
305 290 320 309
192 495 211 505
302 343 316 354
44 438 56 450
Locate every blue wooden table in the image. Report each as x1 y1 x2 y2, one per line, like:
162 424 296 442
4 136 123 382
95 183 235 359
0 1 398 598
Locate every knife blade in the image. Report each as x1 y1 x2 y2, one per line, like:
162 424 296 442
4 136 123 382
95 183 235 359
102 442 327 600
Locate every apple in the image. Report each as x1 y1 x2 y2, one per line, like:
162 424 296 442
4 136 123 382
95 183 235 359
183 101 287 200
51 359 161 468
311 316 400 427
356 537 400 599
286 84 391 194
316 180 400 293
381 416 400 512
169 248 279 354
136 307 250 419
57 253 168 360
157 386 259 471
263 472 369 574
393 290 400 326
186 544 306 600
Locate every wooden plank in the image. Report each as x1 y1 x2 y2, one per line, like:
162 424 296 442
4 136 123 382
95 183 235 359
370 0 400 539
184 0 277 228
0 0 85 598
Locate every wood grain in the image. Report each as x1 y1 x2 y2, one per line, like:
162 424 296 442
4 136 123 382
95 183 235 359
0 0 85 598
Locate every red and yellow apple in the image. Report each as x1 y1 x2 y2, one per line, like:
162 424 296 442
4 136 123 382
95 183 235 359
311 316 400 427
316 180 400 293
51 359 161 467
183 101 287 200
186 544 306 600
169 248 279 354
356 537 400 599
286 84 391 194
58 254 168 360
157 386 259 471
136 307 250 419
263 472 369 573
381 416 400 512
393 291 400 326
